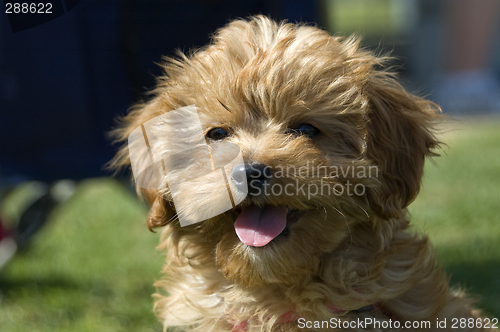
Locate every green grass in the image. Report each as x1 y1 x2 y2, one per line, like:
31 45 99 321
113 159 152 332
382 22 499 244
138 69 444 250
0 118 499 331
410 118 500 317
0 178 163 332
324 0 413 40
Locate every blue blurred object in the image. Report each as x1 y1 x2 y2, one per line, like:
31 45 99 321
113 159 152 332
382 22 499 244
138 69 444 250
0 0 319 182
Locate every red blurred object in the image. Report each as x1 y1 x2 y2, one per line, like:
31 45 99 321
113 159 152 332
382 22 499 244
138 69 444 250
0 217 11 240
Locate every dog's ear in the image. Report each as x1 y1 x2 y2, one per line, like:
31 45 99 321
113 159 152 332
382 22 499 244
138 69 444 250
142 189 177 231
109 100 178 230
365 72 442 218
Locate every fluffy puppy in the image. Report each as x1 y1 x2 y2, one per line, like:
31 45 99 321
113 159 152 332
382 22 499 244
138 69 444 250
111 16 496 332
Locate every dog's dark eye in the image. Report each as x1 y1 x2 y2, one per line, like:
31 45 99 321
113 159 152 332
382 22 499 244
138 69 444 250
207 127 230 140
287 123 320 138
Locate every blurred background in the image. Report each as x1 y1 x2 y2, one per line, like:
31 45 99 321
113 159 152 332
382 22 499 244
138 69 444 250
0 1 499 331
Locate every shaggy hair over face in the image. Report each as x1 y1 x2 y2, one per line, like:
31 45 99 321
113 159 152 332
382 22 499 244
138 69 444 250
111 16 494 332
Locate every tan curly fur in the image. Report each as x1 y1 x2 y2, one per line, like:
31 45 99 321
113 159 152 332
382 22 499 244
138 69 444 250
110 16 496 332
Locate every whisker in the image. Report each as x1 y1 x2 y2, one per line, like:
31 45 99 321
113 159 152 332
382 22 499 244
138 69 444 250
218 99 232 113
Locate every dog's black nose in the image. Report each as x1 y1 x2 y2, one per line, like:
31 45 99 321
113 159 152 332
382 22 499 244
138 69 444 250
231 163 272 195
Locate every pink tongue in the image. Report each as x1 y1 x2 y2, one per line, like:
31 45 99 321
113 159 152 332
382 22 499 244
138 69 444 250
234 206 287 247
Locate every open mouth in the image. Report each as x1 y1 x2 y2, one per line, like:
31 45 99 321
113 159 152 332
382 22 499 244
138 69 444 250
233 206 304 247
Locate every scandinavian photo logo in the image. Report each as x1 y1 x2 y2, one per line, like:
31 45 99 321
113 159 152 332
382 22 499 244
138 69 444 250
127 105 248 227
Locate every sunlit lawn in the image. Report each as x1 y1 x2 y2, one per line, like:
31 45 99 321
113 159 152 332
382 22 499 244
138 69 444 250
0 179 163 332
0 118 499 331
410 117 500 316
